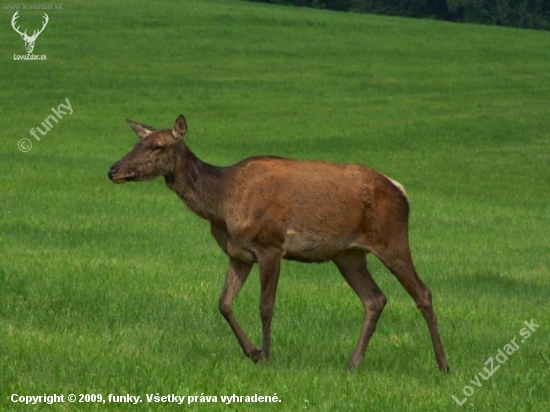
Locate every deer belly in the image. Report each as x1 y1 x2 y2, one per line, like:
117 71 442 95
283 229 353 263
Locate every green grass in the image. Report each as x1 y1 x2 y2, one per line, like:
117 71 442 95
1 0 549 410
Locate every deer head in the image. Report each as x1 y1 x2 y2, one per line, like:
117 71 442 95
11 11 49 54
108 115 188 184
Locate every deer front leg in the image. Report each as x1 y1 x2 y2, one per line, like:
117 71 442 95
257 249 283 362
218 258 263 361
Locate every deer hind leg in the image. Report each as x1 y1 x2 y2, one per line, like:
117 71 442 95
333 250 387 370
219 258 263 361
375 240 450 373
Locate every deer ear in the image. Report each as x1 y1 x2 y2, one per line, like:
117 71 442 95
126 119 155 140
172 115 188 140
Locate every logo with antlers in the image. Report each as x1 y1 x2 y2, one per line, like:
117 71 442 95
11 11 49 54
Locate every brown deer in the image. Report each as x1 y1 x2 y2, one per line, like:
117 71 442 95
108 115 450 372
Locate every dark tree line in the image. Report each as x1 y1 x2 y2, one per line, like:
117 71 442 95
247 0 550 30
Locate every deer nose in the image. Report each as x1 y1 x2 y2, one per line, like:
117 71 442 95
107 166 117 180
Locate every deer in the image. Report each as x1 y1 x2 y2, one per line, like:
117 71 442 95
11 11 49 54
108 115 450 373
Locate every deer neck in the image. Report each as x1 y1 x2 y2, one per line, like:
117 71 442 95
165 143 227 223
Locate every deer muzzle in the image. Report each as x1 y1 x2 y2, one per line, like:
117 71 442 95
107 165 134 184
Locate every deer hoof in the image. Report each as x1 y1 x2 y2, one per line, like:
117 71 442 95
247 348 265 363
439 363 451 374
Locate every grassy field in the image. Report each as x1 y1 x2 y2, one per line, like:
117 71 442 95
1 0 549 410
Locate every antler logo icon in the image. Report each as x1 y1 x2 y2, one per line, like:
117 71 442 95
11 11 49 54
